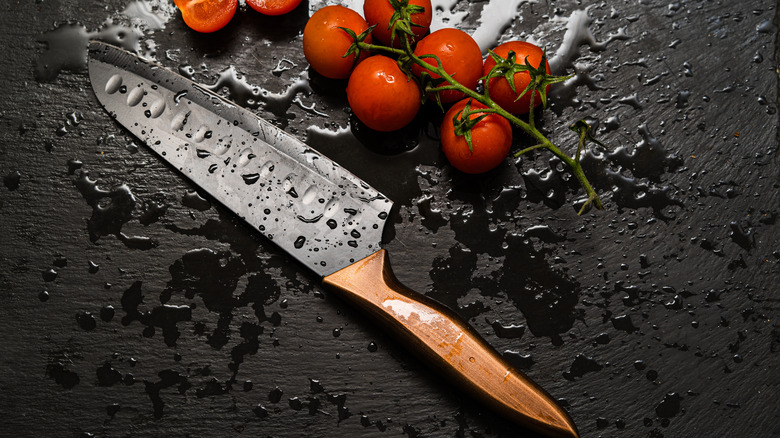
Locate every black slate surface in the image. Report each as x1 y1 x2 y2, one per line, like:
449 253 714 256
2 0 779 436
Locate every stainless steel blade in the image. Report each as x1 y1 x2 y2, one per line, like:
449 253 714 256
88 41 392 277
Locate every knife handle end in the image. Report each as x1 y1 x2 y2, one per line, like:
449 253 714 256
323 250 579 438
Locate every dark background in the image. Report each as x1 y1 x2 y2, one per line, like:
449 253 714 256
2 0 779 436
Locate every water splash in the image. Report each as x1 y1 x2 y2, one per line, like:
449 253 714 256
470 0 530 52
204 66 314 125
35 1 172 81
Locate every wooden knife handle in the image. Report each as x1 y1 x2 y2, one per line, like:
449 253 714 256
323 250 579 438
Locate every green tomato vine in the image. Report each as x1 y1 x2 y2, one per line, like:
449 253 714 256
343 0 606 214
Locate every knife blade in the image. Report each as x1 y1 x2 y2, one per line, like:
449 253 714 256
88 41 578 438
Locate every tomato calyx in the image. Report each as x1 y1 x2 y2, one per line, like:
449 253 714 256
385 0 427 47
339 24 377 67
451 100 499 154
485 49 570 113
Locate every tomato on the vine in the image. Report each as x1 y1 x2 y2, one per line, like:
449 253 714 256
346 55 421 132
246 0 303 16
483 41 550 115
174 0 237 33
411 28 482 104
363 0 432 47
440 99 512 174
303 5 372 80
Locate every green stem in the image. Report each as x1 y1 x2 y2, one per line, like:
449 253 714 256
513 144 546 157
528 86 536 130
359 42 405 57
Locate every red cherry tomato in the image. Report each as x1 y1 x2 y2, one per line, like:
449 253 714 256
363 0 432 47
174 0 237 33
440 99 512 174
483 41 550 115
346 55 421 132
246 0 303 16
412 28 483 104
303 5 373 80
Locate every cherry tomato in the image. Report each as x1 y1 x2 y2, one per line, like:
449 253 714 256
411 28 482 104
482 41 550 115
346 55 421 132
246 0 303 16
440 99 512 174
303 6 372 80
363 0 432 47
174 0 237 33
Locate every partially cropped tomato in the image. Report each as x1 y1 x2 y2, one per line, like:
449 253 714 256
363 0 432 47
483 41 550 115
174 0 237 33
411 28 482 104
303 6 372 80
246 0 303 16
347 55 421 132
440 99 512 174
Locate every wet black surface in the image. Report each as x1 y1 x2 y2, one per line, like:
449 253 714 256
1 0 779 436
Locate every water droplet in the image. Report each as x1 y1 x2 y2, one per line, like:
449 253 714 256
268 387 283 403
148 99 165 118
242 173 260 185
326 219 338 229
174 90 188 103
4 171 21 190
100 305 115 322
105 74 123 94
655 393 682 418
213 137 232 155
294 236 306 249
127 86 144 106
297 214 323 224
301 186 318 204
171 110 190 131
42 268 58 282
237 148 256 167
76 311 97 330
193 126 211 143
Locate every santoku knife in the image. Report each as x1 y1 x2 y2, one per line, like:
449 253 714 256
87 41 578 438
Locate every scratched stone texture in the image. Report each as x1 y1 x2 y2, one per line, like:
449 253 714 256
1 0 778 437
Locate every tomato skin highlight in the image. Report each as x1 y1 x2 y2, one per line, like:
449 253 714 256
174 0 237 33
483 41 550 115
303 6 372 80
411 28 483 104
246 0 303 16
347 55 421 132
440 99 512 174
363 0 432 47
